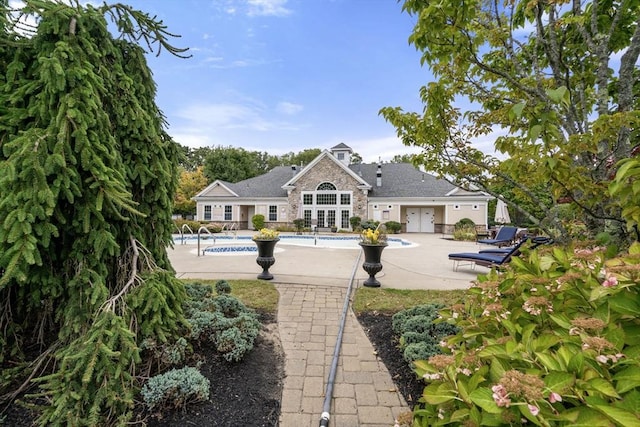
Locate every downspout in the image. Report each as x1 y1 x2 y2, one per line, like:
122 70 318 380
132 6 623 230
319 250 362 426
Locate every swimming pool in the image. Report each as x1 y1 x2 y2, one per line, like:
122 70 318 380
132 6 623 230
172 234 416 255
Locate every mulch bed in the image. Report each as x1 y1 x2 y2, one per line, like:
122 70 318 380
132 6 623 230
2 312 421 426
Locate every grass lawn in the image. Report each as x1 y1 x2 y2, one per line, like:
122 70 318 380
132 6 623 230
179 279 466 315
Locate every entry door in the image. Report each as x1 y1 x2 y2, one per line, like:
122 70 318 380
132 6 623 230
317 210 326 228
406 208 435 232
406 208 420 232
421 208 435 233
316 209 337 228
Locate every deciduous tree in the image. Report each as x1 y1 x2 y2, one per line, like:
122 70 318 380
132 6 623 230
381 0 640 241
174 167 209 217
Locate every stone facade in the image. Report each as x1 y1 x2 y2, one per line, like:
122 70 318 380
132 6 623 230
286 156 368 222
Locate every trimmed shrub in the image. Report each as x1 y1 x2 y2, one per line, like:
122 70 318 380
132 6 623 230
141 367 210 411
252 214 265 230
385 220 402 234
215 280 231 295
350 216 362 230
452 225 476 241
360 220 380 231
454 218 475 229
140 337 190 371
392 304 459 365
182 282 261 363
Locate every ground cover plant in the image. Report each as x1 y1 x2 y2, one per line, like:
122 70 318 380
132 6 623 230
1 279 284 426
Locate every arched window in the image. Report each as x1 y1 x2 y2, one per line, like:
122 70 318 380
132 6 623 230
316 182 336 191
302 182 352 229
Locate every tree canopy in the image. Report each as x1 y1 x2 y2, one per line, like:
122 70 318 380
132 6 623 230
381 0 640 242
0 1 188 424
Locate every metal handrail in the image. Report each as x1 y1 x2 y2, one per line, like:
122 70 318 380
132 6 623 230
197 226 215 256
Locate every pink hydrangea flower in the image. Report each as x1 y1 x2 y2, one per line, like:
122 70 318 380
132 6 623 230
549 392 562 403
491 384 511 407
602 275 618 288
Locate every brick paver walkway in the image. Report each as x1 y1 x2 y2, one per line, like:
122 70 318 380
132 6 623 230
277 284 408 427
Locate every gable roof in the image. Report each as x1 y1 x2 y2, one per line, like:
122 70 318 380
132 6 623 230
331 142 352 152
194 155 486 200
194 167 294 199
282 149 371 189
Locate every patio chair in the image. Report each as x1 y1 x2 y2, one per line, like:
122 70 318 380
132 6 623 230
478 236 553 255
448 238 528 271
477 226 517 247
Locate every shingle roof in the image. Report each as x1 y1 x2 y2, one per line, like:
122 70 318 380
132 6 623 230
201 162 465 199
222 166 293 198
331 142 352 151
349 163 457 197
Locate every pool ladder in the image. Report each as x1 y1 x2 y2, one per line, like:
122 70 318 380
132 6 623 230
175 223 195 245
221 222 238 237
197 226 216 256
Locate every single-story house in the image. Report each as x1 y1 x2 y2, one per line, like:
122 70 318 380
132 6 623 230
193 143 491 233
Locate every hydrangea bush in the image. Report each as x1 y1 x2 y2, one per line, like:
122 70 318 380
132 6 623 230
413 242 640 426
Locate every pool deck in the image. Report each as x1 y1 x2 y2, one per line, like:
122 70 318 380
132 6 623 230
167 232 489 427
168 231 485 290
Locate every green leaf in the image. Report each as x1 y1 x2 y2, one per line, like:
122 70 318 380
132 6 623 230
559 407 613 426
587 378 620 398
613 366 640 394
469 388 502 414
535 351 562 371
534 333 560 352
478 344 508 358
549 313 572 329
544 371 575 392
608 291 640 316
510 102 525 120
590 405 640 426
528 124 542 142
422 382 457 405
629 242 640 255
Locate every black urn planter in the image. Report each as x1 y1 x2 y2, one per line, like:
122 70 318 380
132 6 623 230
254 238 279 280
359 242 387 287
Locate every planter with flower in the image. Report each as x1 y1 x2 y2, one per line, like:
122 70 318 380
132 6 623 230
252 228 280 280
359 226 388 287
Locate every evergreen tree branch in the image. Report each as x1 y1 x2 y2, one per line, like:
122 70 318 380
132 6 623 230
101 236 139 314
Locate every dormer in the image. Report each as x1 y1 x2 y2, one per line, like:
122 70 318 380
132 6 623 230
330 143 352 167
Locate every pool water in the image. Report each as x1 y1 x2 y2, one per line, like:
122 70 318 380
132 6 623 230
172 234 416 255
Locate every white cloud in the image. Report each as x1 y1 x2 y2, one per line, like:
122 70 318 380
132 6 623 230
171 100 304 148
247 0 292 17
276 101 303 115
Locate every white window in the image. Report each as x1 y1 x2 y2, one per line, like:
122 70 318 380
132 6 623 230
224 205 232 221
204 205 212 220
269 205 277 221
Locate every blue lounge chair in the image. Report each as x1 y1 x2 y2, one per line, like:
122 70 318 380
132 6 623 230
478 236 552 255
449 238 528 271
477 226 518 247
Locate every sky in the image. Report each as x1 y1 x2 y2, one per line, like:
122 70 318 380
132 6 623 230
118 0 444 163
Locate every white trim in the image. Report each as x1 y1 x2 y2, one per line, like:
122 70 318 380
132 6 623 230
193 180 239 199
281 150 371 190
